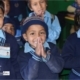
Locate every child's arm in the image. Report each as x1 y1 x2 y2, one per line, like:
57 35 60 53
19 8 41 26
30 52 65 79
18 52 39 80
48 16 61 44
62 36 80 68
10 35 22 79
43 43 64 73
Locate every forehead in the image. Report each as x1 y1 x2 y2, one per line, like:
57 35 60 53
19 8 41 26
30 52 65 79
27 24 45 31
4 23 14 27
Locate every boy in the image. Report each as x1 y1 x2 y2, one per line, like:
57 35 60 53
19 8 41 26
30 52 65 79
0 1 22 79
2 17 16 36
3 17 23 48
62 11 80 79
27 0 61 44
18 17 64 80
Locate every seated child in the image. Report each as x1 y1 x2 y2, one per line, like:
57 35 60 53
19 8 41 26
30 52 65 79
18 17 64 80
2 17 16 36
0 1 22 79
27 0 61 44
2 17 23 48
61 10 80 80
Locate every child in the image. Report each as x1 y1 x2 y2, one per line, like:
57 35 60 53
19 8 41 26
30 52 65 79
18 17 64 80
61 11 80 79
2 0 10 18
27 0 61 44
2 17 16 36
3 17 23 48
0 1 22 79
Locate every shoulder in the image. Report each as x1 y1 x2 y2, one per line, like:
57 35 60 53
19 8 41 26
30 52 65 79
5 32 19 47
6 32 17 42
48 42 60 52
28 12 34 17
66 33 77 42
63 33 79 47
45 11 55 18
18 50 32 62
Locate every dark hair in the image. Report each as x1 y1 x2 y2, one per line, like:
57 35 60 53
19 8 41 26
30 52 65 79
27 0 47 8
74 11 80 30
0 0 4 14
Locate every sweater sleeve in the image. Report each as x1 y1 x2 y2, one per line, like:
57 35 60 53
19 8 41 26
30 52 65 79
62 38 80 68
45 44 64 73
10 36 22 79
18 52 39 80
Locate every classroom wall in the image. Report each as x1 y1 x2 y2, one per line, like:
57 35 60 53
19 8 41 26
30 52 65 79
47 0 74 14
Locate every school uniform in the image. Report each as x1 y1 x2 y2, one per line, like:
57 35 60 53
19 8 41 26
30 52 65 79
29 10 61 44
0 31 22 79
62 29 80 79
18 42 64 80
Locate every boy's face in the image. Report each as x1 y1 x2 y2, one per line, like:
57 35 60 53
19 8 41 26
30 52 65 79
3 0 10 15
2 23 15 36
30 0 47 17
0 8 4 28
75 0 80 5
23 24 46 48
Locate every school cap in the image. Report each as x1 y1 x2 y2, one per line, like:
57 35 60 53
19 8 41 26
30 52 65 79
22 17 48 38
3 17 16 34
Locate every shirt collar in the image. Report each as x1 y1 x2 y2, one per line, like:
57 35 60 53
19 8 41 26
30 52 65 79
24 41 50 53
76 29 80 38
32 10 51 18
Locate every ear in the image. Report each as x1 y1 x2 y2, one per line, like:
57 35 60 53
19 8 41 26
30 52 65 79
28 3 33 11
23 33 28 41
30 7 33 11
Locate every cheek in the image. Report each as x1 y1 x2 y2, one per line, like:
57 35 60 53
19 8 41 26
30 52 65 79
0 19 3 28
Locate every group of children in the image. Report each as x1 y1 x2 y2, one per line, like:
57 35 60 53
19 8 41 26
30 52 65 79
0 0 80 80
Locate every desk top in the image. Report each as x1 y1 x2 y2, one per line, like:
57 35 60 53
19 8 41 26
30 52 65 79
65 16 74 21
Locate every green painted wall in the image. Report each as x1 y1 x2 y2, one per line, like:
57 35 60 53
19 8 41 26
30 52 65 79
47 0 74 14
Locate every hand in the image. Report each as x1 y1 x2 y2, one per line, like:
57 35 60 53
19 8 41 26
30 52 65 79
35 37 41 57
40 39 47 58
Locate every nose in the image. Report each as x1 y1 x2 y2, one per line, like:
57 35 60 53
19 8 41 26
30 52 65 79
38 3 42 9
36 33 41 38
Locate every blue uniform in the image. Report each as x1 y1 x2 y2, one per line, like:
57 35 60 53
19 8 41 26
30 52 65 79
62 29 80 79
0 32 22 80
18 42 64 80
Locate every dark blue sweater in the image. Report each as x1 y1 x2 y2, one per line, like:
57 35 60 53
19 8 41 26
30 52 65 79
62 33 80 73
0 32 22 80
18 42 64 80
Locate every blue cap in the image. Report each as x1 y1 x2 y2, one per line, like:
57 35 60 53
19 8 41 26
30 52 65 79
22 17 48 38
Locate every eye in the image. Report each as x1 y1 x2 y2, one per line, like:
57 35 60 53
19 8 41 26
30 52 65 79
10 28 14 31
30 32 35 35
40 31 46 34
33 3 37 6
0 15 3 18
